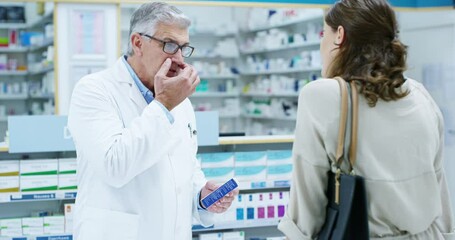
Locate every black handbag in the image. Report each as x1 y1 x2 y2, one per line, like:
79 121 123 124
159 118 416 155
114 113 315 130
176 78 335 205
318 77 370 240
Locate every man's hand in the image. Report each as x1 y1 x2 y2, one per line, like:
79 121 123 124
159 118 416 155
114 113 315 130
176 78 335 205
154 58 200 111
200 181 239 213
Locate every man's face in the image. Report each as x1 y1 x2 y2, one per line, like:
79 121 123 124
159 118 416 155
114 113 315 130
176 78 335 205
142 23 189 81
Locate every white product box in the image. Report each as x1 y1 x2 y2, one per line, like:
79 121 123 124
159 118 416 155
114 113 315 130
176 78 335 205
223 231 245 240
58 158 77 174
267 150 292 166
22 226 44 236
267 164 293 180
1 228 22 236
234 166 267 182
22 217 43 228
199 233 223 240
20 159 58 176
44 225 65 234
58 174 78 190
64 203 74 233
0 176 19 192
201 153 234 168
235 151 267 167
201 167 234 182
43 216 64 226
20 175 58 192
0 218 22 229
0 160 19 176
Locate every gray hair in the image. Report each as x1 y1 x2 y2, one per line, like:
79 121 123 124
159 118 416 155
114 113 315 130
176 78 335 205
126 2 191 56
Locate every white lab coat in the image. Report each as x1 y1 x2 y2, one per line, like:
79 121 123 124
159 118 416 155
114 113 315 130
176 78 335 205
68 57 214 240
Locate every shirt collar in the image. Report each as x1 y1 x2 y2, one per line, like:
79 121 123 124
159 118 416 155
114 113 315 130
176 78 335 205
122 55 154 103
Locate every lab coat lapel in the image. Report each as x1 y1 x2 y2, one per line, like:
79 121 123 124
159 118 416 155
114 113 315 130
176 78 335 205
112 57 147 109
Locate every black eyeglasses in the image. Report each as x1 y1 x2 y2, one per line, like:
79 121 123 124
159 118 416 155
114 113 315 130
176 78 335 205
139 33 194 58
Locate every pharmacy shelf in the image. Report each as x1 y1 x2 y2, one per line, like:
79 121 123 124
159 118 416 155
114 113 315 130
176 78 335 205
241 67 321 76
0 46 28 53
0 39 53 53
0 234 72 240
0 190 77 203
0 12 53 30
242 92 299 97
238 180 290 191
241 14 323 33
28 66 54 76
192 219 280 232
0 66 53 77
219 135 294 145
243 114 296 121
199 75 239 79
240 40 320 55
0 70 27 76
0 117 6 123
191 92 239 98
28 93 55 99
0 94 28 100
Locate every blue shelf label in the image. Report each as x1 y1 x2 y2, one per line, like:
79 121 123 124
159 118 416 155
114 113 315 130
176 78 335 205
36 235 73 240
250 181 267 189
65 192 77 199
274 180 291 187
12 238 27 240
11 193 56 201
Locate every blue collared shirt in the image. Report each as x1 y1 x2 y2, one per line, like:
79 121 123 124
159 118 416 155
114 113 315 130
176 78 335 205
122 56 174 124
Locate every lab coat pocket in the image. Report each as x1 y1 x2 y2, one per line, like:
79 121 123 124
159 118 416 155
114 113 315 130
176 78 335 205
80 206 139 240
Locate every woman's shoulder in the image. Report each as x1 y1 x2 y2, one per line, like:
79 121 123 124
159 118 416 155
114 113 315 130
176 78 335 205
299 78 342 105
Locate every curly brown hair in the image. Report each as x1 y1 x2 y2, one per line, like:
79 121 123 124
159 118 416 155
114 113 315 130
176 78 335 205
325 0 409 107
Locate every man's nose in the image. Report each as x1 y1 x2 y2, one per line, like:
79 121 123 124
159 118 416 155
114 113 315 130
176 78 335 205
170 48 185 64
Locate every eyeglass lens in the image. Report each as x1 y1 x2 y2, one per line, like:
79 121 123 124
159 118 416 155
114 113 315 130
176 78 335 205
163 42 193 57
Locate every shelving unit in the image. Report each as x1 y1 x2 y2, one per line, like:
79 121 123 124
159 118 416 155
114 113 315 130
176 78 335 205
0 9 55 141
236 9 323 135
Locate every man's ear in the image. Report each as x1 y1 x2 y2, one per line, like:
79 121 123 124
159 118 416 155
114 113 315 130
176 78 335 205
335 25 345 45
131 33 143 56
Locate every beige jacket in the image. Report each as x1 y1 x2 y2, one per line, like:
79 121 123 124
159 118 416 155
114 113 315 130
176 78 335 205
278 78 455 239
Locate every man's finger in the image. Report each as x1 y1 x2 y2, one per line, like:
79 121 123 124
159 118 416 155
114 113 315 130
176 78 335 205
156 58 172 77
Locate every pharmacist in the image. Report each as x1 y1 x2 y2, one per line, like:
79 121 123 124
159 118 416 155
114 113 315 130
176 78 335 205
68 2 238 240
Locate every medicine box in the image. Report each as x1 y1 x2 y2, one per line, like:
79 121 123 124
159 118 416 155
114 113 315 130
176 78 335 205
58 158 77 174
223 231 245 240
20 159 58 176
234 166 266 182
0 218 22 229
0 160 19 176
64 203 75 233
234 151 267 167
200 153 234 168
267 150 292 166
0 176 19 192
58 174 77 190
267 164 293 180
202 167 234 182
199 233 223 240
0 228 22 237
20 175 58 192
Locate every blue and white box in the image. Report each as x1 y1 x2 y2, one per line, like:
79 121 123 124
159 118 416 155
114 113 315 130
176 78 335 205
201 152 234 168
267 164 293 180
234 166 267 181
267 150 292 166
202 167 234 182
234 151 267 167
